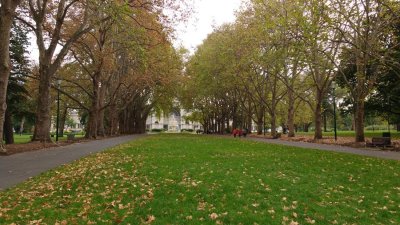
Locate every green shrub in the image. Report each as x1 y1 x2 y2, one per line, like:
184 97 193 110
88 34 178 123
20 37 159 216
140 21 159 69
181 129 194 132
151 129 164 132
365 125 390 130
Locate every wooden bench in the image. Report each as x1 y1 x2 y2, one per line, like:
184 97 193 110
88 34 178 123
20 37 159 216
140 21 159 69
366 137 392 148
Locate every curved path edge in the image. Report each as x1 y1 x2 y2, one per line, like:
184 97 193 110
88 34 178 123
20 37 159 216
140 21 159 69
0 135 145 191
244 136 400 161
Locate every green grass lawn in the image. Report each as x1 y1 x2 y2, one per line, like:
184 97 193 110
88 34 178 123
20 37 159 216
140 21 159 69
297 130 400 139
12 133 86 144
1 134 399 224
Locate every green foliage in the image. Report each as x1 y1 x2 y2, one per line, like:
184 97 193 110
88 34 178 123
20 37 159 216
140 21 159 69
64 116 76 128
12 134 86 144
297 130 400 139
7 22 35 135
151 129 165 133
180 129 194 132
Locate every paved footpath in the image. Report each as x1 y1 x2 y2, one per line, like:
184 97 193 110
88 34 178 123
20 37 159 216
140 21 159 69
0 135 144 191
246 137 400 161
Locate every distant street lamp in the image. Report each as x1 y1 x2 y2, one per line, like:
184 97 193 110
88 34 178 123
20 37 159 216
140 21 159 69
56 79 61 142
332 81 337 141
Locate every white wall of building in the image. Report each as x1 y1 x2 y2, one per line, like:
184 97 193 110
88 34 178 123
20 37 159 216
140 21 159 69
146 109 203 132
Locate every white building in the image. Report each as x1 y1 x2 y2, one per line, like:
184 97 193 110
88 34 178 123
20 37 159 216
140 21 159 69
146 109 203 132
69 110 83 131
51 109 83 132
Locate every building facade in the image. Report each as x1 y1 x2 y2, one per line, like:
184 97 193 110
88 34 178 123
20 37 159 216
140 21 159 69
146 109 203 132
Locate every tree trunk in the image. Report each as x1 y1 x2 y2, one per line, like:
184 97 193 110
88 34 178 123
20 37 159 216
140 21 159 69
354 99 365 142
58 107 68 137
323 110 327 132
271 113 277 138
0 0 21 151
220 117 225 134
397 123 400 132
85 76 101 138
97 84 106 136
86 110 98 138
19 116 25 135
32 69 52 142
247 114 252 133
314 90 323 140
231 105 238 130
3 109 13 144
304 123 310 132
96 107 105 136
108 104 119 135
257 111 263 135
29 0 92 142
287 89 295 137
213 116 217 133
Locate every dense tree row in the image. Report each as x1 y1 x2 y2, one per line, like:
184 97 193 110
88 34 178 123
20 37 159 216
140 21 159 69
181 0 400 142
0 0 189 152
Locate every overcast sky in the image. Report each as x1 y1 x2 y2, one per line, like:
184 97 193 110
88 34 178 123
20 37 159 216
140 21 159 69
175 0 243 53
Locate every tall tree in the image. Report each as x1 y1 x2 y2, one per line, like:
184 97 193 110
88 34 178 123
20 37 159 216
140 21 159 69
0 0 23 151
4 21 31 144
302 1 341 140
331 0 397 142
17 0 100 142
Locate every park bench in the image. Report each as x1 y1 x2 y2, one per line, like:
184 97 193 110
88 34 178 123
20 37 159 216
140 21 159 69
366 137 392 148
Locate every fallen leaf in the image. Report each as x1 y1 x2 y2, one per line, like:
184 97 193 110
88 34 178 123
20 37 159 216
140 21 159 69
306 217 316 224
210 213 218 220
146 215 156 224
